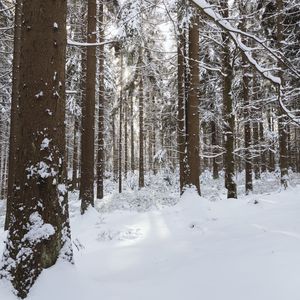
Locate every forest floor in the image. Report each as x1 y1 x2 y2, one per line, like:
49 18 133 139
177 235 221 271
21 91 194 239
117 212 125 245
0 171 300 299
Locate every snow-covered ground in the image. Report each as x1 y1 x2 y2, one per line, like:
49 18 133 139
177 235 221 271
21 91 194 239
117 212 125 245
0 172 300 300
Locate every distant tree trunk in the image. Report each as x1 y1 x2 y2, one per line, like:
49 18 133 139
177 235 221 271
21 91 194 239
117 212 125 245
138 54 144 188
220 0 237 199
239 10 253 194
177 1 187 193
112 112 118 181
97 0 105 199
71 115 79 190
276 0 288 188
259 119 267 173
211 120 219 179
124 94 128 178
152 95 157 174
130 92 135 172
0 0 72 297
253 121 260 179
80 0 97 213
118 53 123 193
243 64 253 194
267 107 275 172
5 0 22 230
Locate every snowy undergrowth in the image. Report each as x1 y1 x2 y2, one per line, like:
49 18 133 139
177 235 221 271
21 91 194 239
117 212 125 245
0 172 300 300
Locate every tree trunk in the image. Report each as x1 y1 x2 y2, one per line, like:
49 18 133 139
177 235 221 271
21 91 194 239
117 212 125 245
112 112 118 181
118 53 123 193
138 54 144 188
5 0 22 230
177 1 187 193
0 1 72 297
239 11 253 194
130 92 135 173
276 0 288 188
80 0 97 213
211 120 219 179
97 0 105 199
186 10 201 195
267 107 275 172
221 0 237 199
124 94 128 178
71 115 79 190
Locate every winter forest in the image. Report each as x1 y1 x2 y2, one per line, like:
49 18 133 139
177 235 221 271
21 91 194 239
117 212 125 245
0 0 299 299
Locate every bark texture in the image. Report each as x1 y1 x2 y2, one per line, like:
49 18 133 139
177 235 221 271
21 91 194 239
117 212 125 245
0 1 72 297
80 0 97 213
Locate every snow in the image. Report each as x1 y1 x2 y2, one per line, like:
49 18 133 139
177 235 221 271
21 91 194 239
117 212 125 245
0 174 300 299
192 0 282 85
40 138 51 150
22 212 55 243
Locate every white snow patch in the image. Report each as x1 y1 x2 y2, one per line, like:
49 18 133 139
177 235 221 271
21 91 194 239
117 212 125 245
23 212 55 243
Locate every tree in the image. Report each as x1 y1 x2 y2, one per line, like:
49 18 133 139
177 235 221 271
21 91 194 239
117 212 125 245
239 1 253 194
177 2 201 195
0 0 72 297
138 52 145 188
97 0 105 199
186 7 201 195
220 0 237 199
5 0 22 230
276 0 288 188
80 0 97 213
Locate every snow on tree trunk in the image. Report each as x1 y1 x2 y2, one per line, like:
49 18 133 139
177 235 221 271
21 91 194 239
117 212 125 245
0 0 73 298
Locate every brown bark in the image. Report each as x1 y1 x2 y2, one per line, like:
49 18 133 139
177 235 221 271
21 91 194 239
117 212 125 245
130 92 135 172
80 0 97 213
0 0 72 297
138 54 144 188
152 95 157 175
239 11 253 194
5 0 22 231
267 108 275 172
211 120 219 179
259 119 267 173
118 53 123 193
112 112 118 181
97 0 105 199
177 2 187 193
71 115 79 190
124 94 128 178
220 0 237 199
186 11 201 195
276 0 288 188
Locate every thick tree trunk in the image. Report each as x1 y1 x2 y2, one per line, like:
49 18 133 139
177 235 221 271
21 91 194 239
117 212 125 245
5 0 22 230
211 120 219 179
80 0 97 213
0 1 72 297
